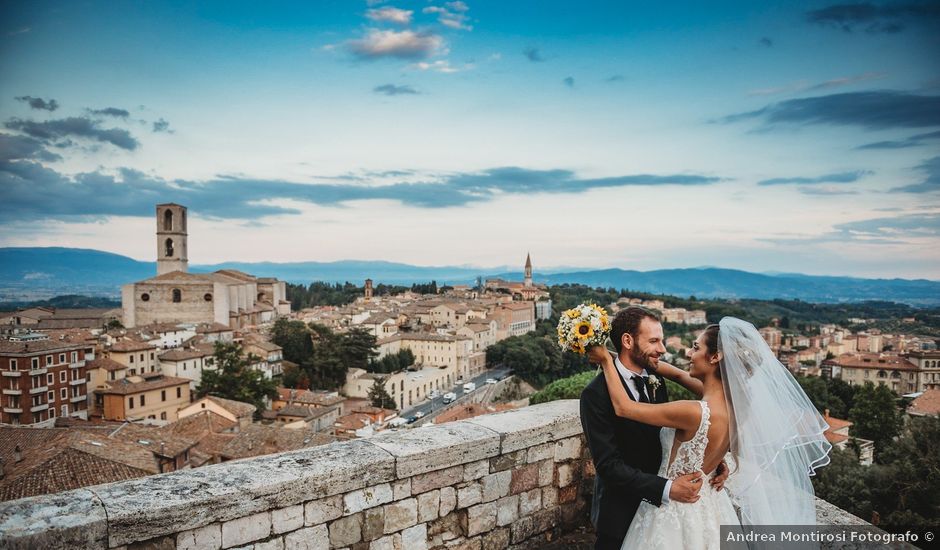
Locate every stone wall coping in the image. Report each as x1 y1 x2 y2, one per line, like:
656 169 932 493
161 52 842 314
465 399 582 453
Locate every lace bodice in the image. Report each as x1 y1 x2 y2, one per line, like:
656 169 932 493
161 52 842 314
663 400 711 479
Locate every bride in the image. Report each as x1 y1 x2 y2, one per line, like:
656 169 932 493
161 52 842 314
588 317 832 549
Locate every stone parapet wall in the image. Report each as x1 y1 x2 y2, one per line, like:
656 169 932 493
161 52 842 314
0 400 591 550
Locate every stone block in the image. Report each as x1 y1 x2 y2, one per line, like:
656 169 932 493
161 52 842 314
537 460 553 487
284 524 329 550
362 507 385 542
178 523 222 550
272 504 304 535
129 535 175 550
509 463 539 495
541 487 558 510
465 502 497 537
400 523 428 550
345 484 394 515
369 535 396 550
462 460 489 481
417 490 440 523
488 450 525 473
427 511 465 539
392 479 411 500
0 488 109 550
456 482 482 509
368 423 499 478
95 439 394 547
555 463 577 488
480 471 510 503
509 508 557 544
439 487 457 517
495 495 518 527
466 400 580 454
481 527 510 550
329 514 363 548
554 437 582 462
255 538 285 550
582 459 596 478
443 537 481 550
222 511 271 548
305 495 343 526
519 489 542 516
383 498 417 533
525 442 554 464
411 465 463 494
558 485 578 504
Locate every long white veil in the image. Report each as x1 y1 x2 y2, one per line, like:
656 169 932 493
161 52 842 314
719 317 832 526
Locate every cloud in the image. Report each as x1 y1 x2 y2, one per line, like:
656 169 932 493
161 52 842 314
0 164 724 221
605 75 625 83
856 129 940 149
152 118 172 133
563 77 575 88
0 133 62 163
374 84 419 96
523 47 544 62
5 116 140 150
410 60 470 73
806 2 940 33
891 156 940 193
7 27 31 37
798 187 861 196
88 107 131 119
348 29 445 60
366 7 413 25
747 72 887 97
758 170 872 186
423 4 472 30
719 90 940 129
759 37 773 47
15 96 59 111
761 212 940 245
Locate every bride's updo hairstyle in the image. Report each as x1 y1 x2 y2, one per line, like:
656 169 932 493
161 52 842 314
702 324 722 378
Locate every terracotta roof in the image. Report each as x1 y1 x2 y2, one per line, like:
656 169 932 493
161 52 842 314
139 270 211 283
833 353 918 371
435 403 518 424
219 425 334 460
207 396 257 418
98 375 190 395
908 389 940 416
822 412 853 432
159 347 212 361
110 340 157 352
196 323 233 334
334 412 374 432
275 387 345 407
86 357 128 372
0 339 87 354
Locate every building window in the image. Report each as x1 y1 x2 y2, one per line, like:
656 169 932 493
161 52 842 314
161 390 166 402
204 293 213 302
61 388 67 400
31 358 39 369
176 387 181 398
172 288 182 303
140 395 146 406
49 407 55 419
140 353 144 362
129 355 134 364
59 354 65 364
47 373 53 385
141 293 150 302
165 238 174 257
60 371 67 383
61 405 68 416
150 352 154 360
164 209 173 231
9 359 16 371
48 390 54 401
129 397 134 409
71 352 78 363
161 412 167 420
46 355 53 366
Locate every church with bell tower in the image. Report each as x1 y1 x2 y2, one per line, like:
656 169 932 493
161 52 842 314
156 203 188 275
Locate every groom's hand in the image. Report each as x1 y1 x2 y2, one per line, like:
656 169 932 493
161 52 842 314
669 472 703 503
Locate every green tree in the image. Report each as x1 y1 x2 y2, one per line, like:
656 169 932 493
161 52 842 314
530 370 596 404
848 382 902 457
271 318 313 364
368 378 397 409
340 328 378 371
196 342 277 417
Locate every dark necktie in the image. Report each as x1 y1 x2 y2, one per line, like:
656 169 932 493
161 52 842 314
632 376 650 403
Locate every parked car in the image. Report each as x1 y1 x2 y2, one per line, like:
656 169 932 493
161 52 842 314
485 378 497 385
462 382 476 393
406 416 418 424
428 389 441 399
442 392 457 404
388 417 408 428
414 411 425 419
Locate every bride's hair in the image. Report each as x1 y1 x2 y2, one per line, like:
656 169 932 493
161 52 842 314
702 324 722 379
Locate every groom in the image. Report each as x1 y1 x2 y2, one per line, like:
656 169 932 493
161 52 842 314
580 306 707 550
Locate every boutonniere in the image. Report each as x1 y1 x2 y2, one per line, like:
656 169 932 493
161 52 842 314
647 375 661 394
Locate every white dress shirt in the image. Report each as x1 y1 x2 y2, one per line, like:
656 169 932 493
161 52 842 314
613 356 673 504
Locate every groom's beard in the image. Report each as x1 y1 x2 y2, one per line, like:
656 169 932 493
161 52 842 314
629 346 660 371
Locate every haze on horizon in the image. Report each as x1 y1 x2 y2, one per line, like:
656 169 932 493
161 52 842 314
0 1 938 280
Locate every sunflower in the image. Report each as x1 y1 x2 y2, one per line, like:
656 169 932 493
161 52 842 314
574 321 594 340
565 309 580 319
571 340 586 354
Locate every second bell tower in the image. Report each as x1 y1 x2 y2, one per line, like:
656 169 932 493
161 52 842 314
156 203 189 275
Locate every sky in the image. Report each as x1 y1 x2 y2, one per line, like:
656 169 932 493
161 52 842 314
0 0 939 279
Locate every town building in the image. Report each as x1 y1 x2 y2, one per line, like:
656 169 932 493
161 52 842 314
0 338 92 426
95 373 191 423
829 352 922 394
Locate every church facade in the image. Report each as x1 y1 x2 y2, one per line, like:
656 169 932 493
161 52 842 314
122 204 290 329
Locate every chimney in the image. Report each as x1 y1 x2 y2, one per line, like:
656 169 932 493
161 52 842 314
14 445 22 463
160 442 166 456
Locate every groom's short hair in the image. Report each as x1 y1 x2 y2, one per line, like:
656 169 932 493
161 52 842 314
611 306 660 353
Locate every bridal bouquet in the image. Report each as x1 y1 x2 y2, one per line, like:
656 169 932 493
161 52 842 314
556 303 610 354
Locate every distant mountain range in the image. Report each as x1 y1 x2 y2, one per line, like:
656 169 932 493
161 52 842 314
1 247 938 306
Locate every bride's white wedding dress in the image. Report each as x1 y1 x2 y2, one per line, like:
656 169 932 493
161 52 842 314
621 401 741 549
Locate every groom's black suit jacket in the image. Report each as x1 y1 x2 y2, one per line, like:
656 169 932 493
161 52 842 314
580 368 669 541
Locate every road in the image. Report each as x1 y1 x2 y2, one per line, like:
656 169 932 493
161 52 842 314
399 366 512 422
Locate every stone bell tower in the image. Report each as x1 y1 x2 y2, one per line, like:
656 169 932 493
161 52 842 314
156 203 188 275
